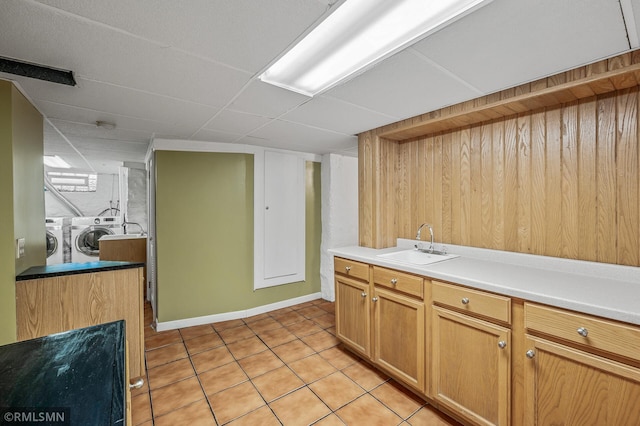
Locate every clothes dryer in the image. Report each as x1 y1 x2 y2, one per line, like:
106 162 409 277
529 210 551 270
45 217 67 265
71 216 123 263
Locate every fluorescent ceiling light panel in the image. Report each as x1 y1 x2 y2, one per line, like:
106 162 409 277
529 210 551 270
260 0 494 96
44 155 71 169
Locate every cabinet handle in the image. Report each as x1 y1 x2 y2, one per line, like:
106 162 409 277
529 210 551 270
526 349 536 359
577 327 588 337
129 378 144 389
461 297 470 305
390 278 398 285
372 297 378 302
361 292 367 298
498 341 507 349
345 266 351 272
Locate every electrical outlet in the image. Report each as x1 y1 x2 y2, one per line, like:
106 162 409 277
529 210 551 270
15 238 25 259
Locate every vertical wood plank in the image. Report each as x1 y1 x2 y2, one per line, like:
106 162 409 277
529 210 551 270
441 134 452 244
545 108 563 257
470 126 483 247
578 98 598 262
616 88 639 265
504 117 519 252
517 114 532 253
561 102 580 259
433 135 445 243
530 110 546 255
596 95 618 263
492 121 505 249
480 123 493 248
460 128 472 246
415 140 427 235
450 131 462 245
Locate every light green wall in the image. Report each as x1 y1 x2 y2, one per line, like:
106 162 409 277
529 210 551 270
0 81 45 345
155 151 322 322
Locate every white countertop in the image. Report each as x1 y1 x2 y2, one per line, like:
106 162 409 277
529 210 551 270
329 239 640 326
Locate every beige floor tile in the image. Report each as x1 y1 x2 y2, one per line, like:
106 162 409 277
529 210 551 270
208 381 265 424
191 346 234 373
318 346 359 370
238 350 284 378
199 361 248 396
314 413 346 426
297 305 327 319
218 324 256 344
309 371 365 410
286 319 323 338
371 381 424 419
212 318 245 332
312 313 336 329
271 339 316 363
150 376 205 417
407 405 462 426
153 399 216 426
147 358 195 390
179 324 215 341
335 394 402 426
325 326 336 336
288 354 337 384
270 387 330 426
257 326 297 348
271 310 305 326
226 406 281 426
247 317 282 333
244 312 272 324
227 335 268 359
184 332 224 355
342 361 389 391
316 301 335 314
144 330 183 351
131 392 152 425
252 366 305 402
301 330 340 352
292 300 321 310
146 343 188 369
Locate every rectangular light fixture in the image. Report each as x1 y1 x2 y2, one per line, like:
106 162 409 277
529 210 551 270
259 0 494 97
0 56 76 86
44 155 71 169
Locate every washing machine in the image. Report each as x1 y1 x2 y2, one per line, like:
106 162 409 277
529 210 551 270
45 217 68 265
71 216 123 263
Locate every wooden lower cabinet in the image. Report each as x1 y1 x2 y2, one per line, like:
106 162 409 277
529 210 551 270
373 286 425 393
432 306 511 426
524 335 640 425
335 274 371 358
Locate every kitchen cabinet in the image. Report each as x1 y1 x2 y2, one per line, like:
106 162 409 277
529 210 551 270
431 281 511 426
335 257 371 358
524 303 640 425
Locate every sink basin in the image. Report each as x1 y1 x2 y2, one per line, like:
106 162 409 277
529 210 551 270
377 249 459 266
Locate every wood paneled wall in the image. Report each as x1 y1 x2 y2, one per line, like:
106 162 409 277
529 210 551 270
359 52 640 267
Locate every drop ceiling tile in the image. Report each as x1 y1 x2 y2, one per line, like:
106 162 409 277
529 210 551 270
204 110 273 135
33 0 330 73
47 118 151 144
229 80 310 117
281 96 397 135
190 128 243 144
327 49 481 119
246 120 357 153
411 0 631 94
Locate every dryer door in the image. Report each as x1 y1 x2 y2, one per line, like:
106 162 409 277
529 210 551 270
46 231 58 258
76 226 114 257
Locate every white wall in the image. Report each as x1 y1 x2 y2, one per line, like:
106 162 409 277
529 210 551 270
320 153 358 301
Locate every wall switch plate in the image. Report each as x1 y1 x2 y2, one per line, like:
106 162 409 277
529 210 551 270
16 238 25 259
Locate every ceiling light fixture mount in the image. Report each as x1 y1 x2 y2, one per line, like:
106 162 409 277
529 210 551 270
260 0 494 97
95 121 116 130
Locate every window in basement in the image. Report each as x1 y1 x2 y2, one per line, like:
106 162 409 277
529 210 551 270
47 171 97 192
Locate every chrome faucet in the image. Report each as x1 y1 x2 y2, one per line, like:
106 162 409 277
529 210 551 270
415 223 434 253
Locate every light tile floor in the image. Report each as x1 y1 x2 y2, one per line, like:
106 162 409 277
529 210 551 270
132 299 461 426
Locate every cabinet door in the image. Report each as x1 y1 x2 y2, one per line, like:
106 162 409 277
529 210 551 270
373 287 425 392
432 306 510 426
335 275 371 358
524 335 640 426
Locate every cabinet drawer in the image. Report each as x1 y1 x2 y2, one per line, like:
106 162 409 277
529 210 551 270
525 303 640 362
334 257 369 281
432 281 511 324
373 266 423 299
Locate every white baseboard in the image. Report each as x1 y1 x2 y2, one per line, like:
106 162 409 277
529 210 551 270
155 292 323 332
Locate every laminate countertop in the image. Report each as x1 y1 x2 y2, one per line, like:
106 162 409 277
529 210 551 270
0 321 126 425
16 261 144 281
329 239 640 326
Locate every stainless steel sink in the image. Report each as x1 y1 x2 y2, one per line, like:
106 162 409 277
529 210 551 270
377 249 459 266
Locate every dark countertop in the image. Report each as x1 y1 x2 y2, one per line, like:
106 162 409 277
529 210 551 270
0 321 126 425
16 261 144 281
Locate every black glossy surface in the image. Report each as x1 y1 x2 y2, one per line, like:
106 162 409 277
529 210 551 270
16 261 144 281
0 321 126 425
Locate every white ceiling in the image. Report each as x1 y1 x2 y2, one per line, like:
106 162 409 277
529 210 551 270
0 0 638 173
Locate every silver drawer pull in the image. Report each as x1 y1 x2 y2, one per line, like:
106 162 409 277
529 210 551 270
129 378 144 389
461 297 470 305
345 266 351 272
390 278 398 285
498 341 507 349
372 297 378 302
577 327 588 337
361 292 367 298
526 349 536 359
